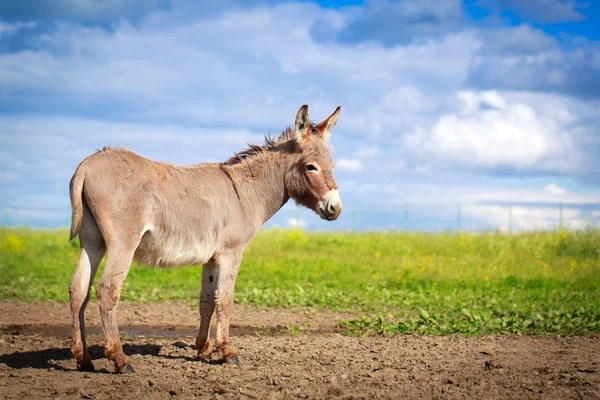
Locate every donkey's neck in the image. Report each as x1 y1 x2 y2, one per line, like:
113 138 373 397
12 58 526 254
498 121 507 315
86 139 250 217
226 153 293 227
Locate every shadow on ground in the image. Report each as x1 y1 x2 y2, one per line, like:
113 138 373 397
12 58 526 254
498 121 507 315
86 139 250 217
0 342 198 373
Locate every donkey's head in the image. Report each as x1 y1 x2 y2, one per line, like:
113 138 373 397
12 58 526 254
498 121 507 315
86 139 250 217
285 105 342 221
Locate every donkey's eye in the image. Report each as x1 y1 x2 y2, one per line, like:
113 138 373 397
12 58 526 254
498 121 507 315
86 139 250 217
306 164 318 172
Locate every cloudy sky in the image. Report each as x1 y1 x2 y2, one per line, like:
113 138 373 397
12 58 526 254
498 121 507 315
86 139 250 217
1 0 599 231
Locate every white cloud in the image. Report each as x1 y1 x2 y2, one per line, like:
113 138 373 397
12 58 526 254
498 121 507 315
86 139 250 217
545 183 567 195
287 218 306 228
337 158 363 171
404 90 583 173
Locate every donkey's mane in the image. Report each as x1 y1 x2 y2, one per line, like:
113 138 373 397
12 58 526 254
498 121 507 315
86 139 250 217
223 125 316 165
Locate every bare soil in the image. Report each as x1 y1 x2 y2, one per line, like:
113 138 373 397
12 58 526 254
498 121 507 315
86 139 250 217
0 301 598 399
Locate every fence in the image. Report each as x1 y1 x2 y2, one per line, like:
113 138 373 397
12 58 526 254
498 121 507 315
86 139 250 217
2 202 598 233
272 202 598 232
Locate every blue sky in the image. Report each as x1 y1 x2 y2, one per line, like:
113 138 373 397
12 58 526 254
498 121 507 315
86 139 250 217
0 0 599 231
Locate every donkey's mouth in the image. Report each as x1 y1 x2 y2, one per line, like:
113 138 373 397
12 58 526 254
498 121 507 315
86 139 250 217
317 189 342 221
317 207 338 221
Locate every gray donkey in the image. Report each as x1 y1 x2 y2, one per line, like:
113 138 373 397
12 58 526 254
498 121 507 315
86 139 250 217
68 105 342 373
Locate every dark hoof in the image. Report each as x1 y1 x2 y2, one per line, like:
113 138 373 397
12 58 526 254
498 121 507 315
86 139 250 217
122 364 135 374
77 362 95 372
227 355 240 367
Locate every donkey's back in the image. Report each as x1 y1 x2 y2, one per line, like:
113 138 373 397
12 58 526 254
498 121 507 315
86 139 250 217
70 146 241 267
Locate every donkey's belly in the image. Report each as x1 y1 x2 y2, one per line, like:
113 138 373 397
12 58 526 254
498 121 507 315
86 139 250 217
134 229 214 267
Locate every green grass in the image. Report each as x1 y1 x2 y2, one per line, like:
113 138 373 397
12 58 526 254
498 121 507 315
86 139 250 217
1 228 599 335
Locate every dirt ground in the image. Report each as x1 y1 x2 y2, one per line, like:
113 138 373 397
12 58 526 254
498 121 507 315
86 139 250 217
0 301 598 399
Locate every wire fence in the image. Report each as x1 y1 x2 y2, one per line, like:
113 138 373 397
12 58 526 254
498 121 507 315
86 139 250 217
271 202 599 232
2 202 598 233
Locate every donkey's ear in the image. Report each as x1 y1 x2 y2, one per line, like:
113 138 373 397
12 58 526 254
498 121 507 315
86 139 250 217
314 106 341 142
294 104 311 144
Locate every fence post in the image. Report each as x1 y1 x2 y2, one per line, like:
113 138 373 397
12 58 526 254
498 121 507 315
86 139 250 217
404 204 408 231
559 201 564 229
457 204 461 232
508 203 512 234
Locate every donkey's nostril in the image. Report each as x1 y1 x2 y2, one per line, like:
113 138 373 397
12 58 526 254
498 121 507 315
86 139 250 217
328 204 336 214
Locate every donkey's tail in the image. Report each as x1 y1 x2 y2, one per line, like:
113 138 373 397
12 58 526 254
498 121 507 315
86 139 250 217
69 167 85 241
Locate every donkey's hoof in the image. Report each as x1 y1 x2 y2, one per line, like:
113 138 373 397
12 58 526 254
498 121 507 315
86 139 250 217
227 355 240 367
198 353 212 363
77 362 95 372
122 364 135 374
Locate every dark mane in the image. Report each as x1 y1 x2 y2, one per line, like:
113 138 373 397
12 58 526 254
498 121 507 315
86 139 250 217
223 125 316 165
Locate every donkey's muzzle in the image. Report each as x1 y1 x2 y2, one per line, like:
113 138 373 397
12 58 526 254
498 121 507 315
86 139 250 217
318 190 342 221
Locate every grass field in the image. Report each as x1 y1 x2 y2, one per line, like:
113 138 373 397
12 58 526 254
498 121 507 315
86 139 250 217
1 228 599 335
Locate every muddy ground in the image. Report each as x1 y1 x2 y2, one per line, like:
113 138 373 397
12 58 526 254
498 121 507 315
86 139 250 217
0 301 598 399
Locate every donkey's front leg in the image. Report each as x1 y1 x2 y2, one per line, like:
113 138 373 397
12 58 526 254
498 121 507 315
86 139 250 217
196 260 218 361
215 252 242 365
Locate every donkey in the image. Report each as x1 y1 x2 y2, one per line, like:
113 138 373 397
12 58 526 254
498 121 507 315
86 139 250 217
68 105 342 373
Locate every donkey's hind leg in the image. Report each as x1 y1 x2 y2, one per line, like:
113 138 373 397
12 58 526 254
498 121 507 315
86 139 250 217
69 204 106 371
96 242 138 374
